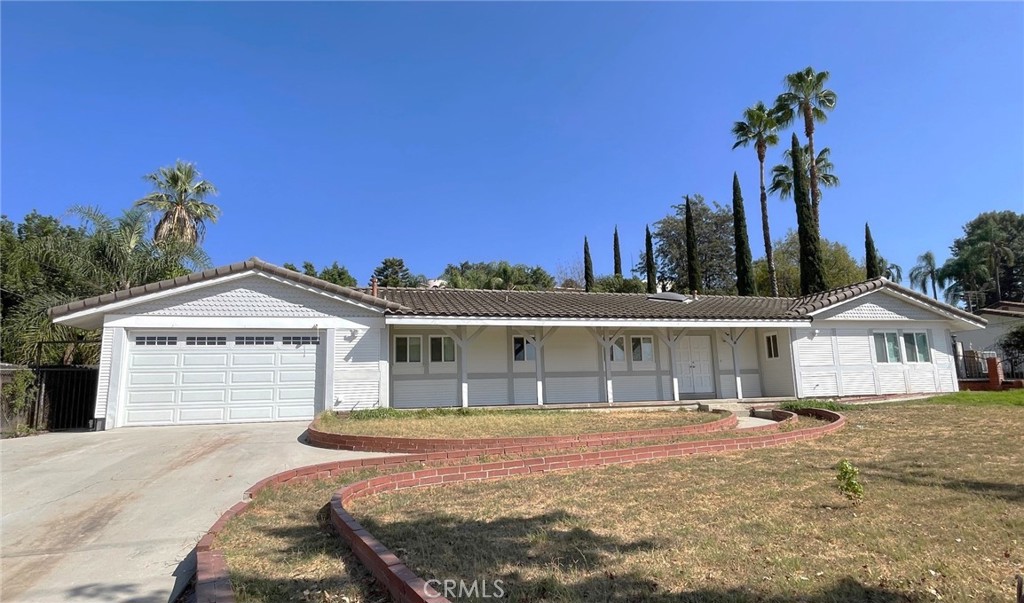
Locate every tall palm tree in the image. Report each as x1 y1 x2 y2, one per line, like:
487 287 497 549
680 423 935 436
972 219 1016 301
909 251 942 300
938 249 991 311
135 160 220 247
884 263 903 283
732 101 782 297
774 67 837 225
768 145 839 200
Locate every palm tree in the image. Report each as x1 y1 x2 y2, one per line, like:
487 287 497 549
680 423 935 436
884 263 903 283
135 160 220 247
972 219 1016 301
732 101 782 296
938 250 991 311
768 145 839 200
909 251 942 300
774 67 837 225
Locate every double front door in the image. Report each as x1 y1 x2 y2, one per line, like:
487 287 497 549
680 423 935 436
675 335 714 394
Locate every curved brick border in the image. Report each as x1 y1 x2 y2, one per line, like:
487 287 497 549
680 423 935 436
193 409 815 603
329 409 843 603
307 410 736 452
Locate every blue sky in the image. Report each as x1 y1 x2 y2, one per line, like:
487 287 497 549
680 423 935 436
3 2 1022 287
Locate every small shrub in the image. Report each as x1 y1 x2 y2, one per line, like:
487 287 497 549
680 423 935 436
835 459 864 501
780 399 855 412
1 370 37 435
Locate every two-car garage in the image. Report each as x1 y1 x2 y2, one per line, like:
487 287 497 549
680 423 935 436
122 330 323 426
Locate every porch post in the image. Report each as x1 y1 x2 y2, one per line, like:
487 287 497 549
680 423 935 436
444 326 485 408
722 328 748 400
534 328 544 405
658 328 685 402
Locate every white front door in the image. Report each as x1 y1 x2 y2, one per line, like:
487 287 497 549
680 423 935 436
122 330 321 426
676 335 714 394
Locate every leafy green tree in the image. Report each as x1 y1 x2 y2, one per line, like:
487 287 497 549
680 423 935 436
965 215 1016 302
865 223 881 279
938 247 990 310
583 238 595 292
646 195 736 295
910 251 942 300
732 174 756 296
372 257 418 287
769 145 839 201
645 226 656 294
774 67 837 225
951 211 1024 304
442 261 553 290
613 227 623 277
134 160 220 247
592 275 646 294
684 196 701 293
732 101 782 296
791 133 827 294
754 231 864 298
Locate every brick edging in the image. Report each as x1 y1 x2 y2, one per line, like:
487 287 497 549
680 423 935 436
193 409 812 603
330 409 844 603
307 410 737 452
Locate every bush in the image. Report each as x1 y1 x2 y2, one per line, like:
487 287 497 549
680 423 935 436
999 325 1024 358
1 370 37 435
779 400 855 412
835 459 864 501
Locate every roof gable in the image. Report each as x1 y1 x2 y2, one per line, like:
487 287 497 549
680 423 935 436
814 290 950 321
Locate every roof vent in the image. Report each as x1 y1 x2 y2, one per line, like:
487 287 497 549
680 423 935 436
647 292 693 304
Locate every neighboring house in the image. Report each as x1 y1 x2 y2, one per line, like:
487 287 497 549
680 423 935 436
48 258 986 430
954 301 1024 355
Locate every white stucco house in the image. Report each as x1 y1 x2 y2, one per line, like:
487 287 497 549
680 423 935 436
48 258 987 430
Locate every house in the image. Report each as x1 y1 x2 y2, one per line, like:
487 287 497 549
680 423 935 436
48 258 986 430
953 301 1023 376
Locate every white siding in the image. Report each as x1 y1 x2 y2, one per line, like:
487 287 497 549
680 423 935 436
612 375 659 402
878 368 908 394
95 327 115 420
817 291 943 321
544 330 600 372
468 378 508 406
334 328 383 411
546 376 600 404
513 377 538 404
842 371 877 396
796 330 836 366
801 372 840 397
393 379 458 408
131 273 379 318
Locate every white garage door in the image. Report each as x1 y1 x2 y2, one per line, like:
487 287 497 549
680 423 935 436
123 331 321 426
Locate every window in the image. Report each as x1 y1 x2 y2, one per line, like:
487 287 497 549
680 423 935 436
186 336 226 346
903 332 931 363
395 336 421 363
609 337 626 362
873 332 902 363
631 336 654 362
430 336 456 363
283 335 320 346
765 333 780 359
513 336 536 362
135 336 177 346
235 336 275 345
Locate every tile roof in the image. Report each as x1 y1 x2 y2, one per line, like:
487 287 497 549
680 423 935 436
47 259 985 326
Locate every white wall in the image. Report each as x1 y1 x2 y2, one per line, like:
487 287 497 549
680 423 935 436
716 329 763 398
955 313 1021 354
755 328 796 397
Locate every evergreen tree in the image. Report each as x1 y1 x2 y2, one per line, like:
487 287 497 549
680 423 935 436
792 133 828 294
583 237 595 292
645 226 657 293
684 196 701 292
372 257 416 287
865 223 881 279
732 173 756 295
613 226 623 277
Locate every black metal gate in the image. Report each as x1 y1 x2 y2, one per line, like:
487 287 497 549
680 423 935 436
33 365 99 430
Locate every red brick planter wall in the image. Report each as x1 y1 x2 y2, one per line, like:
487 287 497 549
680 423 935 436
306 410 737 453
194 409 824 603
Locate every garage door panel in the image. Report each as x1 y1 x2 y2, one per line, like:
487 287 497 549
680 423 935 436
123 330 321 427
129 372 177 386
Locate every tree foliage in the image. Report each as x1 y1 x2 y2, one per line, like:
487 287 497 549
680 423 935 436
372 257 420 288
684 197 701 292
732 173 756 296
613 227 622 277
646 195 736 295
769 145 839 201
754 230 864 298
644 226 656 294
134 160 220 248
583 238 595 292
283 260 357 287
791 134 827 294
910 251 941 300
441 261 553 291
940 211 1023 308
865 223 881 279
592 274 646 294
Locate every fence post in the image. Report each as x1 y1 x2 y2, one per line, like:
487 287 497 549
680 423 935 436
986 357 1003 390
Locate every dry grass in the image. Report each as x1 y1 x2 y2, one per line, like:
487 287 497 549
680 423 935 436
316 408 717 439
353 394 1024 602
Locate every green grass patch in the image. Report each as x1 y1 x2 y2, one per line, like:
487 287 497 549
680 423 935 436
916 389 1024 407
778 399 856 412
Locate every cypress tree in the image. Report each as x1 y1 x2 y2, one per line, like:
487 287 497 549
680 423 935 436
645 226 657 293
684 196 701 293
583 237 594 292
792 133 828 295
732 173 756 295
613 226 623 277
865 222 881 279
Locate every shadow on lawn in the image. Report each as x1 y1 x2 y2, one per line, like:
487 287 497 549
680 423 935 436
354 509 929 603
859 461 1024 503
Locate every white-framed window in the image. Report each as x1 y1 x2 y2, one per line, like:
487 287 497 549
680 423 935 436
235 336 275 345
609 337 626 362
187 336 226 346
283 335 320 346
429 336 456 363
512 336 536 362
135 335 177 346
631 336 654 362
873 332 902 363
765 333 780 359
903 332 931 363
395 336 422 363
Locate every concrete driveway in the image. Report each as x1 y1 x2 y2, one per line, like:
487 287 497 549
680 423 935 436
1 422 387 603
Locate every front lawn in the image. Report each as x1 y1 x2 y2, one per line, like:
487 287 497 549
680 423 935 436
352 393 1024 602
315 407 718 439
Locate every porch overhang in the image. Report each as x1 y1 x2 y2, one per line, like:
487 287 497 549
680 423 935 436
384 316 811 329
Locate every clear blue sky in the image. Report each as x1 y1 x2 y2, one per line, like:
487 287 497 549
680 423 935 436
3 2 1022 287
